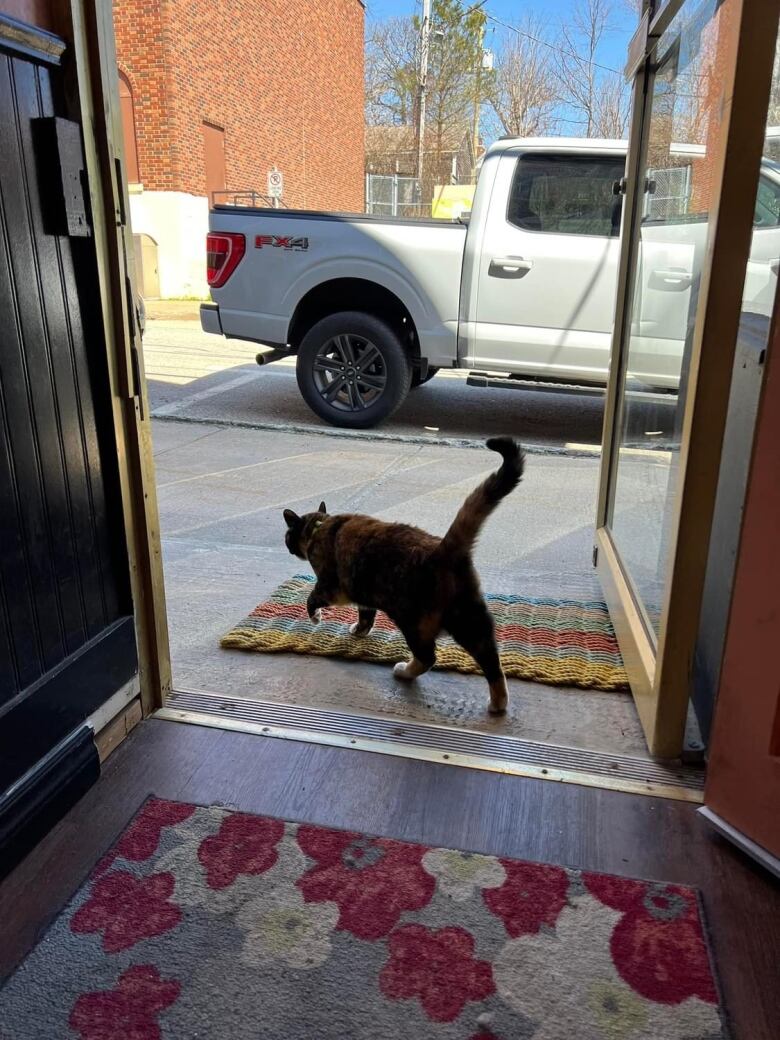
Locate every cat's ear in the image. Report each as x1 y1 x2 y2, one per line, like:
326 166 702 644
283 509 299 529
318 501 327 514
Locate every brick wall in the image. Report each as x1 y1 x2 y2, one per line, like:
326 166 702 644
114 0 365 211
114 0 176 190
689 3 734 217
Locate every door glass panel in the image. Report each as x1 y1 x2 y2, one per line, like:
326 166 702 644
608 0 732 636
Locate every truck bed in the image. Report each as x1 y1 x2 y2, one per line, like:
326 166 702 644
208 205 467 363
213 203 466 230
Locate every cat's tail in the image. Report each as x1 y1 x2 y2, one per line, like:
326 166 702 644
440 437 525 556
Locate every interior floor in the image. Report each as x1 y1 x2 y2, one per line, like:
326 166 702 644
1 719 777 1038
153 419 650 758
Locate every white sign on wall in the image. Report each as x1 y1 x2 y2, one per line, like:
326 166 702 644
267 168 283 199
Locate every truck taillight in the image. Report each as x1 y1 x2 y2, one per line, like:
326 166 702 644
206 232 245 288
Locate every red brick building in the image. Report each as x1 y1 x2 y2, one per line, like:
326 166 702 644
114 0 365 297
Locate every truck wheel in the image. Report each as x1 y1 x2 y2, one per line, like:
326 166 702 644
296 312 412 429
411 366 439 388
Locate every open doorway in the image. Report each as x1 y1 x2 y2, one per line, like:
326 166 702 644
122 0 778 799
3 3 780 1035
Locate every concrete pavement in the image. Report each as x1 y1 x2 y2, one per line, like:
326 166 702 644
154 418 649 757
144 317 674 759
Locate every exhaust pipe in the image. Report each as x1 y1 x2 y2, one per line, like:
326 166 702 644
255 347 291 366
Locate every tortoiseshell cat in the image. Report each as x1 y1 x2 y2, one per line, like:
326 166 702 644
283 437 525 714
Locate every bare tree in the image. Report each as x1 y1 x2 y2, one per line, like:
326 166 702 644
365 17 418 126
555 0 630 137
487 21 559 140
365 1 487 132
766 38 780 129
592 74 630 137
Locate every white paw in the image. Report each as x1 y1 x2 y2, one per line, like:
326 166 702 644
393 661 413 680
311 608 322 624
349 621 362 636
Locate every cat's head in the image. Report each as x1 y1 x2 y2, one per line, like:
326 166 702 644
283 502 327 559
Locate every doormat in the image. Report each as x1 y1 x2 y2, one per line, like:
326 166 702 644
0 799 727 1039
220 574 629 692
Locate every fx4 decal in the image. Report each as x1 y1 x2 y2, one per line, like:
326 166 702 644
255 235 309 251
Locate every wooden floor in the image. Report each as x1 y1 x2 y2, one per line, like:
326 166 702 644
2 719 778 1038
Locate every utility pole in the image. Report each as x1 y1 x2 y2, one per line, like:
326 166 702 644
415 0 432 186
471 21 484 181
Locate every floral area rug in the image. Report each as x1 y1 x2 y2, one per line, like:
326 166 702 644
0 799 726 1039
220 575 629 692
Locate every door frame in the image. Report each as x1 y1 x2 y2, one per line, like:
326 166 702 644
595 0 780 757
701 280 780 872
52 0 780 750
55 0 171 714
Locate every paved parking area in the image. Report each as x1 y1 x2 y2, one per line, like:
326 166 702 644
143 318 676 451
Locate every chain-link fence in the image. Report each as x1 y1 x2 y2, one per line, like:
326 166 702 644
365 174 430 218
644 164 693 221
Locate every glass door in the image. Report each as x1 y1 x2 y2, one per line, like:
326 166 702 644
596 0 780 756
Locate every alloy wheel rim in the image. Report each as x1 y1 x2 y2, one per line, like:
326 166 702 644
312 334 387 412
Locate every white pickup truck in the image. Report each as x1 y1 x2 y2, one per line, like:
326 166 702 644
200 137 780 428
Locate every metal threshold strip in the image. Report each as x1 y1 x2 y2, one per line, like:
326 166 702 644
157 689 705 803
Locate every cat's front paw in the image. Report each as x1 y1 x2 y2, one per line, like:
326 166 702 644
349 621 369 637
310 608 322 624
393 661 414 680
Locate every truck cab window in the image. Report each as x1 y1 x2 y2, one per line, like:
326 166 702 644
507 155 626 237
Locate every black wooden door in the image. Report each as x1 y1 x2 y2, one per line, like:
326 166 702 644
0 16 138 872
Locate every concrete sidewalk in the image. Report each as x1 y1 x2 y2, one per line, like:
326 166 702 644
154 419 647 756
145 300 205 321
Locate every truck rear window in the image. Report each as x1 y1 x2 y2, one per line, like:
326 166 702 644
507 154 626 238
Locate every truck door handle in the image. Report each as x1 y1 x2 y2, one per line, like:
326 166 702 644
649 269 693 291
489 256 533 278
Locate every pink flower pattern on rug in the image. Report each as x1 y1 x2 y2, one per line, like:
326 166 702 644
296 824 435 939
0 801 726 1039
584 872 718 1005
483 859 570 937
69 965 180 1040
198 812 284 889
71 871 181 953
380 924 495 1022
116 800 196 862
93 800 195 878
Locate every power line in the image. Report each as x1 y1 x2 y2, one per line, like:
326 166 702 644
484 9 713 86
481 10 627 79
403 0 628 78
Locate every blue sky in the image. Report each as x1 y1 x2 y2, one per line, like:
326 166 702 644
364 0 638 76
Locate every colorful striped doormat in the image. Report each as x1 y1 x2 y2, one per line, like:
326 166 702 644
221 575 628 692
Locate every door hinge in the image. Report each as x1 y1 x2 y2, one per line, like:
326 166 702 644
130 343 144 421
592 545 599 568
126 274 136 341
115 157 127 227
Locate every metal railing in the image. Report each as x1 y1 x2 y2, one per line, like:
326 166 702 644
211 190 287 209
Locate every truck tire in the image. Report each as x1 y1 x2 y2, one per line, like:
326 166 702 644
411 366 439 388
296 312 412 429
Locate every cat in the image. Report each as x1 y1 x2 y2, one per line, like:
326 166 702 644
283 437 525 715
